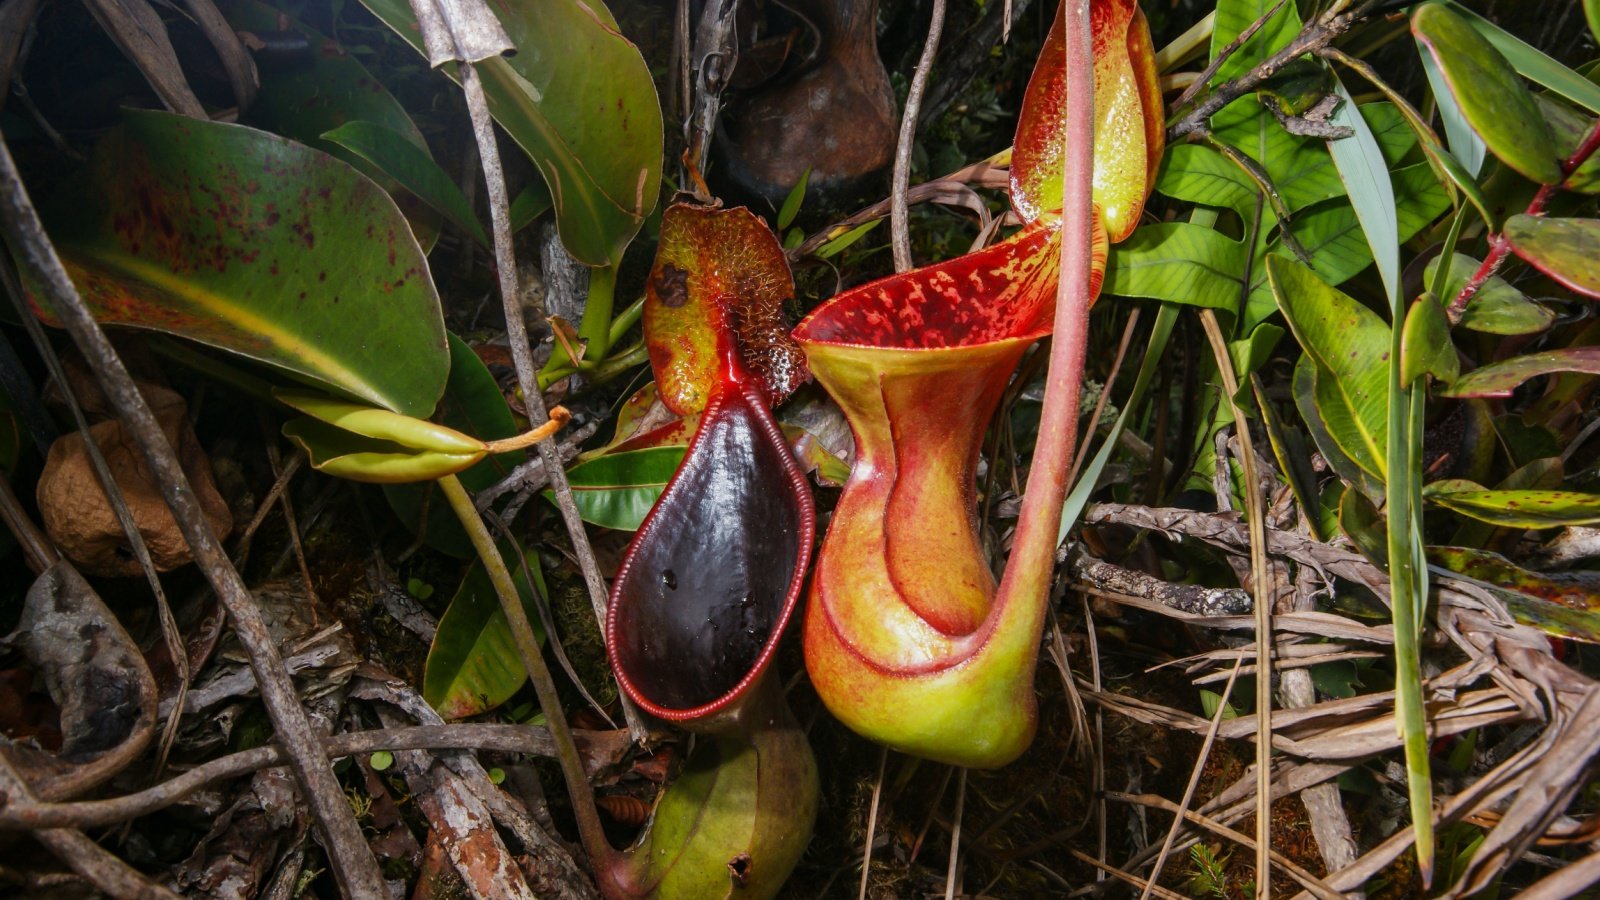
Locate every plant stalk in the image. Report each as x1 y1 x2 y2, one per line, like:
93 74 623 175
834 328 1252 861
437 473 614 869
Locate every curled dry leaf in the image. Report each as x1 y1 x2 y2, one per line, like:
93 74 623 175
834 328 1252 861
1 561 157 800
36 391 232 576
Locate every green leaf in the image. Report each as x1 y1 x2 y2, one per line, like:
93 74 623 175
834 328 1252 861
1293 356 1383 503
1227 323 1282 403
1156 144 1258 220
1326 81 1400 305
551 446 687 531
284 415 482 482
1400 293 1458 386
1103 223 1246 311
777 168 811 231
424 538 547 719
816 219 882 260
385 334 527 558
369 750 394 771
1534 94 1600 194
1425 253 1554 335
1269 256 1391 481
1245 162 1451 328
1424 485 1600 528
322 121 490 248
1413 3 1560 185
276 390 485 454
38 110 448 418
359 0 663 266
510 181 554 234
1453 4 1600 115
1440 347 1600 399
1503 215 1600 298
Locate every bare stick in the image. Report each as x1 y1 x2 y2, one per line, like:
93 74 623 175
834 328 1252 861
457 58 649 744
1140 658 1244 900
1199 309 1274 898
0 731 180 899
0 723 599 830
858 745 888 900
0 136 384 898
944 767 967 900
891 0 948 273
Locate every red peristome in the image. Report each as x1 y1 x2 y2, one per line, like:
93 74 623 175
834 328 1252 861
606 372 815 730
793 220 1080 350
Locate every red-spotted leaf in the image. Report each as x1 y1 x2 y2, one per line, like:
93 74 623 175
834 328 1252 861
1424 482 1600 528
644 204 807 415
1503 215 1600 298
225 0 443 248
1011 0 1162 239
37 109 448 418
1440 347 1600 398
606 378 814 725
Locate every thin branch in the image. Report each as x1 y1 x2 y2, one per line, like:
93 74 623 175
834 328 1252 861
891 0 948 273
0 134 385 898
0 724 605 830
1171 0 1289 110
455 59 649 744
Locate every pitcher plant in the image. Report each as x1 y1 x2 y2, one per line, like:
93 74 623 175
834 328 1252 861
601 203 818 898
794 0 1160 767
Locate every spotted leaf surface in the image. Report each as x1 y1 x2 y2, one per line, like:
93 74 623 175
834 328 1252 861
37 110 448 418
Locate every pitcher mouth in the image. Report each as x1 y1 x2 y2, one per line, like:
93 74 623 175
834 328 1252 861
791 220 1062 352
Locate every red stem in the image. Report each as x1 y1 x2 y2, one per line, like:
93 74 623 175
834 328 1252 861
1000 0 1094 597
1448 118 1600 321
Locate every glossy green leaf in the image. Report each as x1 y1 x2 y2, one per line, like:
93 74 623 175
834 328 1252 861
38 110 448 417
1503 215 1600 298
1454 4 1600 115
359 0 662 266
1270 256 1390 481
1326 82 1400 304
1400 293 1458 386
276 390 485 454
1208 0 1345 216
1103 222 1245 310
510 181 554 234
1156 144 1257 220
1413 3 1560 185
1588 0 1600 46
1440 347 1600 399
425 538 547 719
1425 252 1554 335
284 416 482 483
1244 162 1451 328
1424 484 1600 528
550 446 686 531
322 121 490 248
778 168 810 231
384 334 527 558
